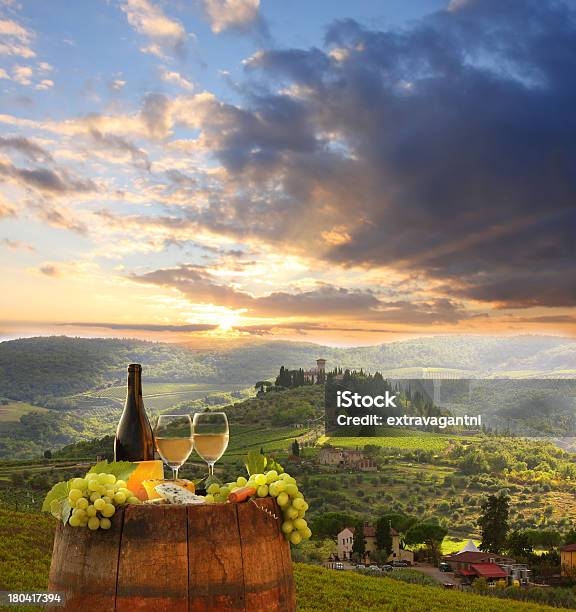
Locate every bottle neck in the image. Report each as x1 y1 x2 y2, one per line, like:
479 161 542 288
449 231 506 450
127 368 143 407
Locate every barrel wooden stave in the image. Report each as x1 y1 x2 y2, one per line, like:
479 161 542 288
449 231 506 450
48 499 295 612
188 503 246 611
48 508 123 611
116 505 188 611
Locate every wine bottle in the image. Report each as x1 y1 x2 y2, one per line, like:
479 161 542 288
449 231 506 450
114 364 155 461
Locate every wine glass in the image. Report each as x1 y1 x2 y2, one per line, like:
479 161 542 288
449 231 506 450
154 414 194 480
193 412 229 477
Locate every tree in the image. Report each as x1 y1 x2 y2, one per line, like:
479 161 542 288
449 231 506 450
43 449 52 459
565 529 576 546
405 523 447 563
311 513 359 539
291 439 300 457
506 530 532 559
375 517 392 557
352 524 366 559
479 493 510 553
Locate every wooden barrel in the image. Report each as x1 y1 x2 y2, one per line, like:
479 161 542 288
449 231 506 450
48 497 295 611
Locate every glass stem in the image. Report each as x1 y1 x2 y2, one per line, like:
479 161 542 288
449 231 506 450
172 466 179 480
208 462 214 477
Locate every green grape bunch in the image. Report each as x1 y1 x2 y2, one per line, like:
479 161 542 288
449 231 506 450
66 472 141 530
202 470 311 545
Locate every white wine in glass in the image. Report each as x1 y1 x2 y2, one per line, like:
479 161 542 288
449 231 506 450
193 412 229 477
154 414 194 480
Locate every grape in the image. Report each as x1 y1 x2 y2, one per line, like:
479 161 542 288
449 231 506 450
89 492 102 502
285 506 298 520
277 492 289 507
118 488 132 498
204 494 215 504
214 495 226 503
219 486 231 499
297 510 306 519
254 474 267 487
265 470 278 484
289 531 302 545
301 502 309 512
301 527 312 539
256 485 268 498
236 476 248 487
116 480 127 488
97 473 109 485
103 474 116 485
72 508 87 520
279 473 291 481
207 483 220 495
292 497 306 511
68 489 83 503
88 479 100 492
101 503 116 518
285 483 298 497
281 520 294 534
75 497 89 510
127 496 141 505
114 492 127 504
86 505 97 518
273 481 286 494
88 517 100 530
94 498 106 511
295 492 304 499
293 518 307 531
283 476 296 485
100 518 112 530
98 485 107 495
70 478 87 490
69 515 82 527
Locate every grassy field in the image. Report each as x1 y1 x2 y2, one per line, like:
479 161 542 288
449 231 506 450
0 400 48 423
0 509 569 612
294 564 570 611
319 432 454 452
81 382 249 413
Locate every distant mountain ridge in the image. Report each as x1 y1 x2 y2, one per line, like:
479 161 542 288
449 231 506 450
0 334 575 403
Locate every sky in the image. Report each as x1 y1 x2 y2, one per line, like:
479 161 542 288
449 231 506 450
0 0 575 347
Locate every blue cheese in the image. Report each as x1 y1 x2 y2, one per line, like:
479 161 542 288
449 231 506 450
154 483 206 505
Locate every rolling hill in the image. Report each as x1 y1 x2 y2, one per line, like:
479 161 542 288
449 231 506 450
0 334 574 459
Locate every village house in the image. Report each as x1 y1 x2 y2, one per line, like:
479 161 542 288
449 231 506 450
443 541 530 585
337 524 414 564
561 543 576 577
317 447 378 471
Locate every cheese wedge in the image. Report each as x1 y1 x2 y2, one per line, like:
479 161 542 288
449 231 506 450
154 483 206 505
142 478 195 500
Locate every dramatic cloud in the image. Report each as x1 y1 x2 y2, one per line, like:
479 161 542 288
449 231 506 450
0 18 35 58
39 263 61 277
61 322 218 332
177 0 576 310
0 135 53 162
89 129 151 172
121 0 188 58
130 264 470 323
159 66 193 91
0 159 96 195
202 0 261 34
1 238 35 252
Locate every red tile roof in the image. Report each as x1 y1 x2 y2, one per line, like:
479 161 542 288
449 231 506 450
470 563 508 579
444 551 513 564
561 543 576 552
